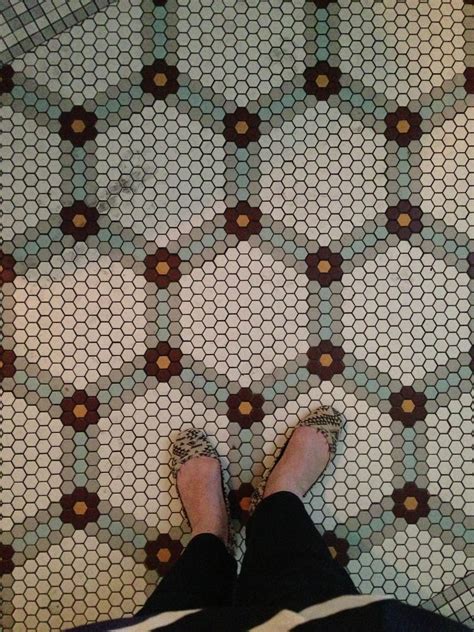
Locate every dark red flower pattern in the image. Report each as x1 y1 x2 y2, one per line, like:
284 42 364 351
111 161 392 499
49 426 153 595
323 531 350 566
306 247 343 286
61 390 100 432
223 107 261 148
464 67 474 94
0 64 14 95
224 202 262 241
229 483 255 525
303 62 342 100
144 249 182 288
0 250 16 286
467 252 474 279
0 544 15 575
144 342 183 381
60 201 99 241
384 107 423 147
227 388 265 429
60 487 100 529
59 106 98 146
386 200 423 240
392 482 430 524
144 534 183 575
307 341 345 381
0 347 16 381
389 386 427 427
141 59 179 99
469 345 474 372
310 0 335 6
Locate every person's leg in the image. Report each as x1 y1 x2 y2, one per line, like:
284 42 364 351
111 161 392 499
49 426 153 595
137 532 236 616
138 455 237 616
235 426 358 609
235 491 358 609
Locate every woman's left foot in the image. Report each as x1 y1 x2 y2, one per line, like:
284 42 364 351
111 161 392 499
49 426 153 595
176 455 228 545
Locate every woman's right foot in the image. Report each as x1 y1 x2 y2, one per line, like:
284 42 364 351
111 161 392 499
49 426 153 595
262 426 331 499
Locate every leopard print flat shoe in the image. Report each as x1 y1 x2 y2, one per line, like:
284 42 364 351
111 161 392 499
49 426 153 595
170 428 235 553
248 405 343 516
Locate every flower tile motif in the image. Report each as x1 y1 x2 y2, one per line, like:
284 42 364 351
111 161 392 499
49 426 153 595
259 109 387 243
229 482 255 525
9 255 148 388
60 487 101 529
310 0 335 6
303 62 342 100
223 107 261 147
0 544 15 576
224 202 262 241
144 249 182 288
464 67 474 93
323 531 350 566
60 201 100 241
384 107 423 147
307 341 345 381
60 390 101 431
144 534 183 574
389 387 427 427
0 64 14 94
144 342 183 382
179 242 309 384
391 482 430 525
58 105 98 147
341 245 470 382
0 250 16 285
227 388 265 429
306 247 343 286
0 347 16 381
385 201 423 241
468 252 474 279
141 59 180 100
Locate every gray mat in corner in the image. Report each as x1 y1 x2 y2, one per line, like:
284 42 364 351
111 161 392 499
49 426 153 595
0 0 118 64
421 573 474 628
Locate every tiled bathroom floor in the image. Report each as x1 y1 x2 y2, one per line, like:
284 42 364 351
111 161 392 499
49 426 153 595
1 0 473 630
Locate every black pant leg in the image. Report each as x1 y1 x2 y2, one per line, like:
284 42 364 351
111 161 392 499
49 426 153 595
137 533 237 616
234 491 358 609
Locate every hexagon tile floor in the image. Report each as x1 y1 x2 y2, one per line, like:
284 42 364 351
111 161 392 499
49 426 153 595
1 0 473 630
